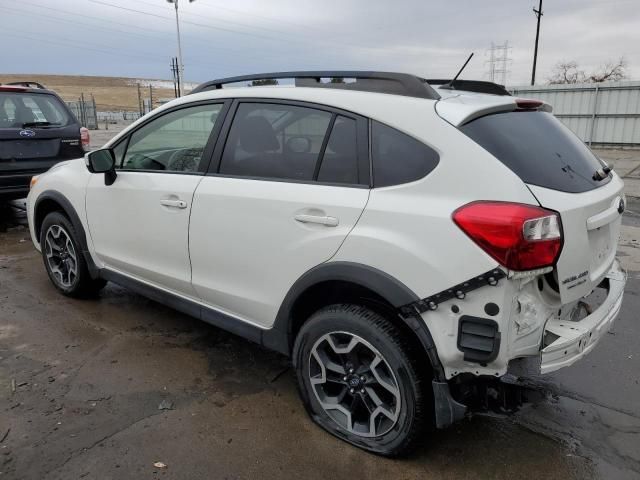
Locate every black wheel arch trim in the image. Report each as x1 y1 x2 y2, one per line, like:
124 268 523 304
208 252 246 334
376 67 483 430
271 261 446 375
34 189 100 279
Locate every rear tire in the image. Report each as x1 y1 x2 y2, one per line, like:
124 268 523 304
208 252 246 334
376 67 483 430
40 211 106 297
293 304 432 456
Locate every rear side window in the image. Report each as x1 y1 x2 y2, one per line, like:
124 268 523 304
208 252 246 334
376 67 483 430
460 111 610 193
371 121 439 187
220 103 332 181
0 92 71 128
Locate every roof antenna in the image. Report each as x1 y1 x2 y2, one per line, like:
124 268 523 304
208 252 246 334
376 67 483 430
440 53 474 90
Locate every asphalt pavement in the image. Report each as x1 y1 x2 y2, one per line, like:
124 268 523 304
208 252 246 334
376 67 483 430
0 190 638 479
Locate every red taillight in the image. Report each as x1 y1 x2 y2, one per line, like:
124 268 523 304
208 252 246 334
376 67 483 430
453 201 563 271
80 127 90 151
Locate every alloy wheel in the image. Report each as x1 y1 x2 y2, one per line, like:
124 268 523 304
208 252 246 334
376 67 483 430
44 225 78 288
309 331 401 438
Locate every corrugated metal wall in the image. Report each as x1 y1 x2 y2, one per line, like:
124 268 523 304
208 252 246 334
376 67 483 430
510 81 640 146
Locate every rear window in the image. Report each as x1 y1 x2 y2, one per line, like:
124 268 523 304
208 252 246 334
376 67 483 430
0 92 71 129
460 111 610 193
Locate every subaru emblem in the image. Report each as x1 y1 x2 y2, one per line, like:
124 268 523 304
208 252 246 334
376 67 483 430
19 129 36 138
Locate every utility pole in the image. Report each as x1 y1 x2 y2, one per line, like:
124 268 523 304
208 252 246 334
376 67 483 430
166 0 195 96
531 0 543 86
137 83 143 116
149 84 154 112
170 57 179 98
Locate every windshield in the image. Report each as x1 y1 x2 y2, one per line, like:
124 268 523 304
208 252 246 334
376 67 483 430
460 110 610 193
0 92 71 129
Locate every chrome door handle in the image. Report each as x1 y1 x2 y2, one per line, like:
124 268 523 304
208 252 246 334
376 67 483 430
160 199 187 209
294 214 339 227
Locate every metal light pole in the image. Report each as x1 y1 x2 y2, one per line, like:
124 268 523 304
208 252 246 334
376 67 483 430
166 0 194 96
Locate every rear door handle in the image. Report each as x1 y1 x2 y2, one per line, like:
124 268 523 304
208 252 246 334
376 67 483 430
160 199 187 209
294 214 339 227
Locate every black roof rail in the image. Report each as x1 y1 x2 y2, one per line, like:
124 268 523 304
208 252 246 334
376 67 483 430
426 79 511 96
190 71 441 100
5 81 47 89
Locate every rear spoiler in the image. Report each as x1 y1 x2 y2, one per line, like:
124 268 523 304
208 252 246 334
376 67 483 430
436 96 552 126
5 81 47 89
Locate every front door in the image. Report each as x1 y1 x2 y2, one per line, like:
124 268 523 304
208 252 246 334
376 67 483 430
86 102 226 298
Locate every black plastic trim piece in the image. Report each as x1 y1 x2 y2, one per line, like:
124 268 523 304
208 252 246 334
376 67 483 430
99 269 284 352
34 190 100 278
457 316 501 363
432 380 468 428
399 268 506 316
272 261 450 381
191 71 441 100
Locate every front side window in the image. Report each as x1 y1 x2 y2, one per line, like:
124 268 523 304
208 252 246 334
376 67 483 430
219 103 332 181
371 121 440 187
121 103 223 173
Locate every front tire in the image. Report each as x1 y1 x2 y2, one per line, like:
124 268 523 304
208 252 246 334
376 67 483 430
40 211 106 297
293 304 432 456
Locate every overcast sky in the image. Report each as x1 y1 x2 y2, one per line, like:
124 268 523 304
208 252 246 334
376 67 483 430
1 0 638 86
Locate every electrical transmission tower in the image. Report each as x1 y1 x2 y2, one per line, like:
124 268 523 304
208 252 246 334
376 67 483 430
486 41 512 86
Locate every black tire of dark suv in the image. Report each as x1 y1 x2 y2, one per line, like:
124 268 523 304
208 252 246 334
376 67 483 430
39 211 106 297
293 304 432 456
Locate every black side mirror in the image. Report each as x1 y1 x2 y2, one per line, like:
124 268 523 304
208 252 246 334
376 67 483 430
85 149 117 185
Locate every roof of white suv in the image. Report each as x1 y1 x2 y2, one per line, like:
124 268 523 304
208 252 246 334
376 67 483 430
105 71 549 147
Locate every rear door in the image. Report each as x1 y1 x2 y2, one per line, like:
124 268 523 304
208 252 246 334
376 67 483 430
189 100 370 327
460 110 624 302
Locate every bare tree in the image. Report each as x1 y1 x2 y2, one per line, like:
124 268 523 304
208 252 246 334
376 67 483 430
588 57 627 83
548 61 585 84
548 57 627 84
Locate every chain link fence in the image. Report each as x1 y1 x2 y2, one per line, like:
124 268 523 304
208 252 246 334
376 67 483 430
66 94 98 130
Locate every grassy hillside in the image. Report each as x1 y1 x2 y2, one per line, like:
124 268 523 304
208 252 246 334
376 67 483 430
0 74 185 111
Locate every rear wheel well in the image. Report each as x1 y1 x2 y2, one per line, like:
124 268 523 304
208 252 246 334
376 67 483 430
34 198 67 241
289 280 432 375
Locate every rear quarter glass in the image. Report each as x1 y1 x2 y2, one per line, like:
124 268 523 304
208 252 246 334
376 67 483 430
460 111 610 193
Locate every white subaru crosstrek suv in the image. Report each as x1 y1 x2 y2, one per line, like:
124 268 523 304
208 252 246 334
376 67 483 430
27 72 626 456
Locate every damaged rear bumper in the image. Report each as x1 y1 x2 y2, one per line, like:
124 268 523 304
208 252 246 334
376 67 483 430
540 260 626 374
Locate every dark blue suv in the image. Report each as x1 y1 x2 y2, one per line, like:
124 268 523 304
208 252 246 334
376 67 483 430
0 82 88 200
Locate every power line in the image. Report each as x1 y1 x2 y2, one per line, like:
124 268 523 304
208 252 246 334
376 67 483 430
87 0 371 52
1 5 174 43
2 30 167 63
0 0 345 69
132 0 373 51
87 0 307 44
